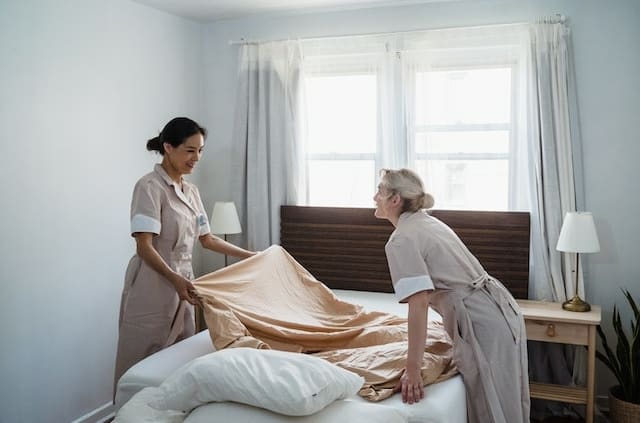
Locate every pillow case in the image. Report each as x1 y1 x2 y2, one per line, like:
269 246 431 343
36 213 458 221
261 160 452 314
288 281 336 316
149 348 364 416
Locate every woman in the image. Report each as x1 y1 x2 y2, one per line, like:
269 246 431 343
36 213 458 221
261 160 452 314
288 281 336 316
114 117 255 387
374 168 529 423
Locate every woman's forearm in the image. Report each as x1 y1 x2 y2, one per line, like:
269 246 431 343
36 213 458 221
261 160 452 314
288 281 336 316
200 233 255 258
135 233 181 284
406 291 430 372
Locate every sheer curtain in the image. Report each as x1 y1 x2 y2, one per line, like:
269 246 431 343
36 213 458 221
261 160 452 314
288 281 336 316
300 35 403 205
230 41 304 251
400 24 532 213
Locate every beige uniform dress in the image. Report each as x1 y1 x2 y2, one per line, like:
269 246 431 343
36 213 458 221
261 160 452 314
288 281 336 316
385 210 530 423
114 164 210 386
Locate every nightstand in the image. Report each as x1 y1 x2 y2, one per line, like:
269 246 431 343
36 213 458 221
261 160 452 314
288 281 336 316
517 300 602 423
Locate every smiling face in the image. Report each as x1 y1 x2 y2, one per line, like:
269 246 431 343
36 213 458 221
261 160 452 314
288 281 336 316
163 133 204 177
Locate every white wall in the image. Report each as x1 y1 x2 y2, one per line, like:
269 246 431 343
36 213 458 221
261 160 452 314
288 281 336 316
198 0 640 399
0 1 204 421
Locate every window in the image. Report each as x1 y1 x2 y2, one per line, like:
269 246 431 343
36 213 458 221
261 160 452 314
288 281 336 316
411 67 514 210
300 38 522 211
304 72 378 207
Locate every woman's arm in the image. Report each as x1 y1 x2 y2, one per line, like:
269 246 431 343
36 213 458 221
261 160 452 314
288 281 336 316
399 289 431 404
199 233 256 259
134 232 198 304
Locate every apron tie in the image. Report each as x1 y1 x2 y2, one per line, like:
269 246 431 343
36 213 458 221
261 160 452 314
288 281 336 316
462 273 522 343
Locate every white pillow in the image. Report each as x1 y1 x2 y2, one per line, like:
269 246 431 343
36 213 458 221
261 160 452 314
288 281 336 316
149 348 365 416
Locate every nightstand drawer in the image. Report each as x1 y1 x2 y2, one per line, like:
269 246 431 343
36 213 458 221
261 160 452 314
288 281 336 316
524 319 589 345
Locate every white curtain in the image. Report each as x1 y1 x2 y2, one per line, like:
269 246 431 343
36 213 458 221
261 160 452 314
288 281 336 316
230 41 304 251
527 22 579 303
526 21 589 420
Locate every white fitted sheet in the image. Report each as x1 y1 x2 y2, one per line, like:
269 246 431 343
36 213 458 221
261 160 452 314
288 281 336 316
115 290 467 423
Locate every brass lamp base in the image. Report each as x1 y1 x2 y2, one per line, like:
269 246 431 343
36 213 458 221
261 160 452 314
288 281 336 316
562 295 591 312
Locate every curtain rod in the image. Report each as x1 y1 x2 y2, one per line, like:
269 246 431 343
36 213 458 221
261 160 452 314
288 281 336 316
227 14 566 46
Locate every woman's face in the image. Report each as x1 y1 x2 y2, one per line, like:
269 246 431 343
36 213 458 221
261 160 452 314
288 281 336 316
373 183 398 220
164 133 204 176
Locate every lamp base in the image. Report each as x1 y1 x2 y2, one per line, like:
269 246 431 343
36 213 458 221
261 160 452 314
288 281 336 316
562 295 591 312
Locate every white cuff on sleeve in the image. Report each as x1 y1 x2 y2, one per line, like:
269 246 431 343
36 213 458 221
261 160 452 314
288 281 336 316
131 214 161 235
394 275 434 303
199 222 211 236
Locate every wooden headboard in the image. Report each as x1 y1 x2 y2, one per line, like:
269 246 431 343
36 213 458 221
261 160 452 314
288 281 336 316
280 205 530 299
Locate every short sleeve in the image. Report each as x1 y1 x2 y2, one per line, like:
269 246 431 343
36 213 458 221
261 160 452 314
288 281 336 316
130 180 162 235
191 186 211 236
385 234 434 303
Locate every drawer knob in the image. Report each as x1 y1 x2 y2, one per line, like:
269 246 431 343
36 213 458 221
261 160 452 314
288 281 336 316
546 324 556 337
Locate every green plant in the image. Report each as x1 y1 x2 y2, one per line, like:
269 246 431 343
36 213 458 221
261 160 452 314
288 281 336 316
596 289 639 404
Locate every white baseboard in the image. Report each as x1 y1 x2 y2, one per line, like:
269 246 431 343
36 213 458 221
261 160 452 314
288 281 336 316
96 413 115 423
70 402 115 423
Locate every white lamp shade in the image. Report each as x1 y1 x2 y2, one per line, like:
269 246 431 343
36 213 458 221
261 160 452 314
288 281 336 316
210 202 241 235
556 212 600 253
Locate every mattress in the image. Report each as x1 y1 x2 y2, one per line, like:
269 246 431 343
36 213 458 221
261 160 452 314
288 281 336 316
115 289 467 423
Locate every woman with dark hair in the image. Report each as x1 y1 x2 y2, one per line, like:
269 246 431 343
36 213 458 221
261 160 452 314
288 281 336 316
373 168 529 423
114 117 255 387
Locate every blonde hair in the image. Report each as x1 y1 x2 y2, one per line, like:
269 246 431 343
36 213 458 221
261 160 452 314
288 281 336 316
379 168 435 212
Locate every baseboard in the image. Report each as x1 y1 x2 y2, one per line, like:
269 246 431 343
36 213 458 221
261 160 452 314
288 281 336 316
596 394 609 413
70 402 115 423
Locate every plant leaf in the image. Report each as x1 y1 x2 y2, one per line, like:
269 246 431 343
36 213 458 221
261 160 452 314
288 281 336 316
597 318 624 385
596 290 640 403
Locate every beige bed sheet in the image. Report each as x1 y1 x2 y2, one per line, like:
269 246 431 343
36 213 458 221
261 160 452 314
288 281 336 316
193 245 457 401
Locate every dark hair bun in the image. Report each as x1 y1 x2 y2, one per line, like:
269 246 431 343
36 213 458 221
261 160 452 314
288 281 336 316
146 135 164 153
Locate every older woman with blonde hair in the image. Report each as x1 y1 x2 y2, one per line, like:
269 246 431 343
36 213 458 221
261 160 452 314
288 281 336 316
373 168 529 423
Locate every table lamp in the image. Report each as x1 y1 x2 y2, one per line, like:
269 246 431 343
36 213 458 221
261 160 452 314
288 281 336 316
556 211 600 312
210 201 241 266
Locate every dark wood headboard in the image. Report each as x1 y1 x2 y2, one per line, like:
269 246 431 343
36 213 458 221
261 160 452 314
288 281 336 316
280 205 530 299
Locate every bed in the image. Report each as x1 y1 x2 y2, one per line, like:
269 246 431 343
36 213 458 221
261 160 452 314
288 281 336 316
114 206 530 423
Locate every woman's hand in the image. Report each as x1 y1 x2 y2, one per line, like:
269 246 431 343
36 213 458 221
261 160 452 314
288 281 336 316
134 233 202 305
394 368 424 404
170 274 200 305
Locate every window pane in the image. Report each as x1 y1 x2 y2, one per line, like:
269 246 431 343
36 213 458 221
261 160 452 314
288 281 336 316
305 74 377 154
415 68 512 125
308 160 375 207
415 130 509 155
415 159 508 211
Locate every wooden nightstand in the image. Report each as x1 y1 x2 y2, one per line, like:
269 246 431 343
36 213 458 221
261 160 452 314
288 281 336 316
517 300 602 423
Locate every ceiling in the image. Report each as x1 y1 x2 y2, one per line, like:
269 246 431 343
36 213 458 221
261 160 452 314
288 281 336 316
131 0 449 22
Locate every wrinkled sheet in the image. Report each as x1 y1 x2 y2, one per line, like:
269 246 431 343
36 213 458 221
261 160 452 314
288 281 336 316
194 245 457 401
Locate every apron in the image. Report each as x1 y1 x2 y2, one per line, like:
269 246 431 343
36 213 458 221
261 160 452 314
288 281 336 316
431 274 530 423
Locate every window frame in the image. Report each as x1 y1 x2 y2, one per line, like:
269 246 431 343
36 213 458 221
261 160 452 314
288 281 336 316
300 46 522 211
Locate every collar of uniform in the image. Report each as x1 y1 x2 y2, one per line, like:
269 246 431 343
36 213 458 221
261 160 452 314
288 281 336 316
397 211 413 225
154 163 183 188
398 210 427 225
153 163 198 214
